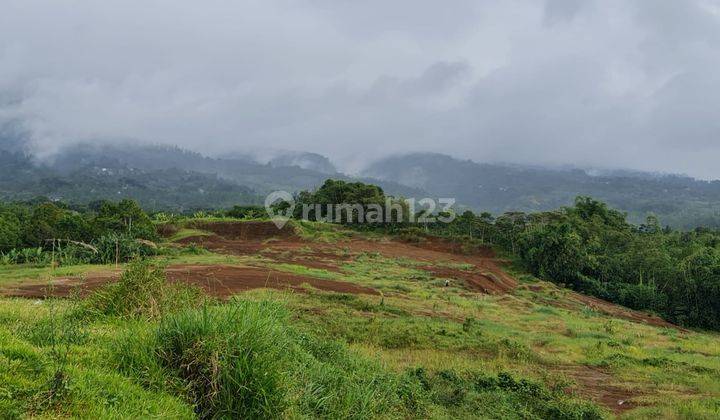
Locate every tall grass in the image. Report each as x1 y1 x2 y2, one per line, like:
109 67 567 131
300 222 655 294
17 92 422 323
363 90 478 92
80 259 205 319
111 297 602 419
113 299 430 419
155 302 292 419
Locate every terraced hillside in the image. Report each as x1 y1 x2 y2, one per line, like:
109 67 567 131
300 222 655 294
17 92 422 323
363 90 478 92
0 221 718 418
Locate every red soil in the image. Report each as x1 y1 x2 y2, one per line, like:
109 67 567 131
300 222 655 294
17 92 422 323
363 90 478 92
3 220 680 413
187 220 296 240
6 220 680 333
3 264 377 299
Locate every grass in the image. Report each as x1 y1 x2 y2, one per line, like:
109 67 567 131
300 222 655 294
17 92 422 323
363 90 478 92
0 251 247 290
1 224 720 418
293 220 355 242
140 301 292 418
0 298 194 418
0 263 115 287
166 228 213 242
80 260 206 320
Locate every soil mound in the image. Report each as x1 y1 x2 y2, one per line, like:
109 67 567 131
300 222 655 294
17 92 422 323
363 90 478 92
421 265 516 294
187 221 296 240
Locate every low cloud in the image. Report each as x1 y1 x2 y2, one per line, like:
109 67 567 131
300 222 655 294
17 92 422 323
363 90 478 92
1 0 719 178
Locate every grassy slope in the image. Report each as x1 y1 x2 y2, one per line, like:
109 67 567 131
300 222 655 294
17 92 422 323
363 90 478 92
264 252 720 418
1 229 719 418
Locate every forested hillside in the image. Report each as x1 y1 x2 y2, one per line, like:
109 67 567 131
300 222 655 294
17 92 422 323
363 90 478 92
0 134 422 211
364 153 720 229
0 149 260 211
5 126 720 230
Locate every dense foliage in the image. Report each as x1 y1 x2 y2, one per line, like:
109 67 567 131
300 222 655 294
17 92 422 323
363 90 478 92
290 180 720 330
364 152 720 229
293 179 392 225
0 198 158 265
429 197 720 330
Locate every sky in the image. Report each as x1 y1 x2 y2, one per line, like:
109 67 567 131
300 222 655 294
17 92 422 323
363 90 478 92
1 0 720 178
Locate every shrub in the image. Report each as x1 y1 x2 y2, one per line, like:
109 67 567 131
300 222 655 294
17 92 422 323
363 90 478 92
155 223 179 238
94 234 156 264
225 205 266 219
397 227 427 244
155 302 292 419
81 260 205 319
115 300 430 419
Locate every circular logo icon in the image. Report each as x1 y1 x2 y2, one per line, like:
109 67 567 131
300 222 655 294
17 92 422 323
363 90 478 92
264 190 296 228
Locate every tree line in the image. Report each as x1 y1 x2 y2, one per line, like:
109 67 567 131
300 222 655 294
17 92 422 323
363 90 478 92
4 179 720 331
291 180 720 330
0 199 157 265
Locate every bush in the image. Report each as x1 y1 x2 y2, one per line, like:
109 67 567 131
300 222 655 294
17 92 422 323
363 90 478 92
94 234 156 264
225 205 266 219
155 223 179 238
81 260 205 319
155 302 292 419
115 300 430 419
397 227 427 244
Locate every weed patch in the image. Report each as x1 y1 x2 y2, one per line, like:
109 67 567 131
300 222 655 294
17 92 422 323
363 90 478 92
80 260 206 319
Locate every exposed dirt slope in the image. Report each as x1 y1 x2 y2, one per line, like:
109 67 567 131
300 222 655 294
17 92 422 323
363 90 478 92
5 221 676 332
177 225 518 294
175 222 678 329
1 221 687 414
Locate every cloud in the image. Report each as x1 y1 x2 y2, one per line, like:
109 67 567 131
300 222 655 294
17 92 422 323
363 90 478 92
1 0 720 178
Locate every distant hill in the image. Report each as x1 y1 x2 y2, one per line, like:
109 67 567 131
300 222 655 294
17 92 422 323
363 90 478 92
0 149 259 212
0 137 423 211
44 143 422 196
5 129 720 228
267 151 337 174
363 153 720 229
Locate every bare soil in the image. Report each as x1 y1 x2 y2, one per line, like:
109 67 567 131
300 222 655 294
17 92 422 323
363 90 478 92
556 365 641 414
173 222 681 329
178 225 517 293
186 220 296 240
6 221 680 331
3 264 378 299
1 220 679 413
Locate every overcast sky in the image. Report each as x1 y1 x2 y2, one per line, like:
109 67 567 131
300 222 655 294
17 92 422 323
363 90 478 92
2 0 720 177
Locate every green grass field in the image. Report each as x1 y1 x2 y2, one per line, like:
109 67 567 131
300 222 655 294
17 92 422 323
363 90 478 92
1 228 719 418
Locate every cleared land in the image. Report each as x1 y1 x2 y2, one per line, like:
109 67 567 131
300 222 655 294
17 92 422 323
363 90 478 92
1 221 718 418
